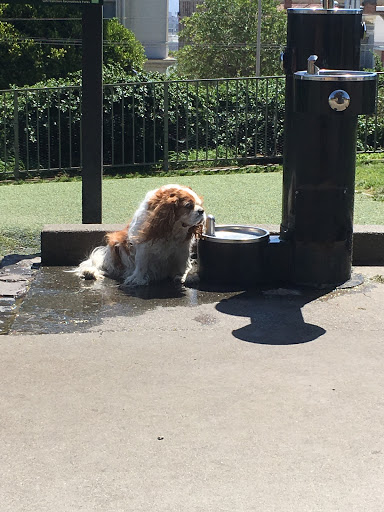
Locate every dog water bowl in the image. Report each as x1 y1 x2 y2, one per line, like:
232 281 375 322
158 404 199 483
198 225 270 286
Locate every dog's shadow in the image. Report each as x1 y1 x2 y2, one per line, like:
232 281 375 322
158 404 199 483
118 280 187 300
215 288 328 345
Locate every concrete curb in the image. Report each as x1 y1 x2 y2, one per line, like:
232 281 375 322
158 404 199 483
41 224 384 266
41 224 124 266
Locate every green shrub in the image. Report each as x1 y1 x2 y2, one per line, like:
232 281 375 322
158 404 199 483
1 71 382 179
0 71 285 177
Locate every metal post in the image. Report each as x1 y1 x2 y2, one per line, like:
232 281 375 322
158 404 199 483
163 81 169 171
256 0 262 76
81 4 103 224
13 90 20 179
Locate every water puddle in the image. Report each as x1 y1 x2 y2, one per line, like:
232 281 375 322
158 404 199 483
6 267 372 336
0 297 19 335
9 267 238 335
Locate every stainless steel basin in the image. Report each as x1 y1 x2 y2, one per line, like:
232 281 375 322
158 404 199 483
198 225 270 286
202 225 269 244
293 62 377 115
295 69 377 82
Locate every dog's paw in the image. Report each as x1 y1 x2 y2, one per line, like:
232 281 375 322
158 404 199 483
82 270 97 280
184 272 200 286
173 274 186 285
123 274 149 287
77 267 104 280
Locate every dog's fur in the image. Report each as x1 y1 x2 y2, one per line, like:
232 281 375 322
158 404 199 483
75 184 205 286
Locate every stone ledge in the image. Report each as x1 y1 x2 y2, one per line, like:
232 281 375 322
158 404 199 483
41 224 384 266
41 224 125 266
353 226 384 265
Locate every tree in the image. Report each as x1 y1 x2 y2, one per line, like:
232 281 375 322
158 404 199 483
0 3 146 89
0 18 42 89
176 0 287 78
103 18 146 74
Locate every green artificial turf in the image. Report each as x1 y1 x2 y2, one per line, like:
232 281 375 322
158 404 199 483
0 172 383 260
355 158 384 201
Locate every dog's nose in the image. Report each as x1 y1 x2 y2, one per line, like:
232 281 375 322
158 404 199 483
197 207 204 215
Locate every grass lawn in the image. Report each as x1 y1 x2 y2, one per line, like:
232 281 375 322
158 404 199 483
0 167 383 260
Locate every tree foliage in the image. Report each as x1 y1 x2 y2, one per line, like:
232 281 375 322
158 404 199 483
0 18 42 89
176 0 287 78
0 3 146 89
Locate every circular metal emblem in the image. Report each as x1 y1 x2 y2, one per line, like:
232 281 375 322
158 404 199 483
328 89 351 111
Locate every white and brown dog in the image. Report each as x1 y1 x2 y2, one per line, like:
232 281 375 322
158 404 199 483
76 184 205 286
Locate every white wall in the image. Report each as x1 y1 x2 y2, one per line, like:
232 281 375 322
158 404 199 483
123 0 169 60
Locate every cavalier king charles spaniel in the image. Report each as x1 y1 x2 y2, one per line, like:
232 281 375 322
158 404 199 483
76 184 205 286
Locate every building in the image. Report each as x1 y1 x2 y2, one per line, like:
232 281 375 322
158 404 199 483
169 12 179 34
168 12 179 52
103 0 117 19
178 0 204 47
103 0 176 72
179 0 204 17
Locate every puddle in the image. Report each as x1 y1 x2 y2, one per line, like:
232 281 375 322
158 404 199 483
0 297 19 335
6 266 372 336
9 267 237 335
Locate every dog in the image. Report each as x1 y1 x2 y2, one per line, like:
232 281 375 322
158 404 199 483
75 184 205 286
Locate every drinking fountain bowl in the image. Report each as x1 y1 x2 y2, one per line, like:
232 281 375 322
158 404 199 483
295 69 377 81
293 58 377 115
197 225 270 286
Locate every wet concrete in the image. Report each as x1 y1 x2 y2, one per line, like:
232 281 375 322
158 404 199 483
0 254 41 335
0 297 19 334
10 267 239 335
8 264 378 340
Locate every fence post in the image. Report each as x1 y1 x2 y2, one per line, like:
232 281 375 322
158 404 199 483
13 90 20 179
163 81 169 172
81 4 103 224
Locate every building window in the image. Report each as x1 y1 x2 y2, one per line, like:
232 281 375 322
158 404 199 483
103 0 116 19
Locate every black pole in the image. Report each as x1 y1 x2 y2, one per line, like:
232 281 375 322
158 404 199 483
81 4 103 224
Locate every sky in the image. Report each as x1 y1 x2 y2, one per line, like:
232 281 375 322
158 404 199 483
169 0 179 14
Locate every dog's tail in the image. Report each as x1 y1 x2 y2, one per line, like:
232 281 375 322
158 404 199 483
74 246 108 280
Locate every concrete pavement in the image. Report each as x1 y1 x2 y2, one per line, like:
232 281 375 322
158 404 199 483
0 266 384 510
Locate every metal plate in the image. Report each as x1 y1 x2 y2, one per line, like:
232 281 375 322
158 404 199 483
328 89 350 111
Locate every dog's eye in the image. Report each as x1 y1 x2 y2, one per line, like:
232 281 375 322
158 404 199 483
184 202 194 210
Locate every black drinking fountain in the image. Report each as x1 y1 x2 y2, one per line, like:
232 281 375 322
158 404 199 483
198 0 377 288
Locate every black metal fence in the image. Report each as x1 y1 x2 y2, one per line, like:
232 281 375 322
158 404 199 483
0 73 382 178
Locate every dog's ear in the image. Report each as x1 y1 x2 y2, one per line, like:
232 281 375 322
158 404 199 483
139 195 178 242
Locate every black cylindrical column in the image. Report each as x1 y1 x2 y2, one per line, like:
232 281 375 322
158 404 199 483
284 9 363 74
281 8 366 287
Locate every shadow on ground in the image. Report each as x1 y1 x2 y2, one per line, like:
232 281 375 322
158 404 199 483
0 253 41 267
215 289 327 345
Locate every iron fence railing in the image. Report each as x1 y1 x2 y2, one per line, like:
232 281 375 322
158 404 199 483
0 73 383 178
